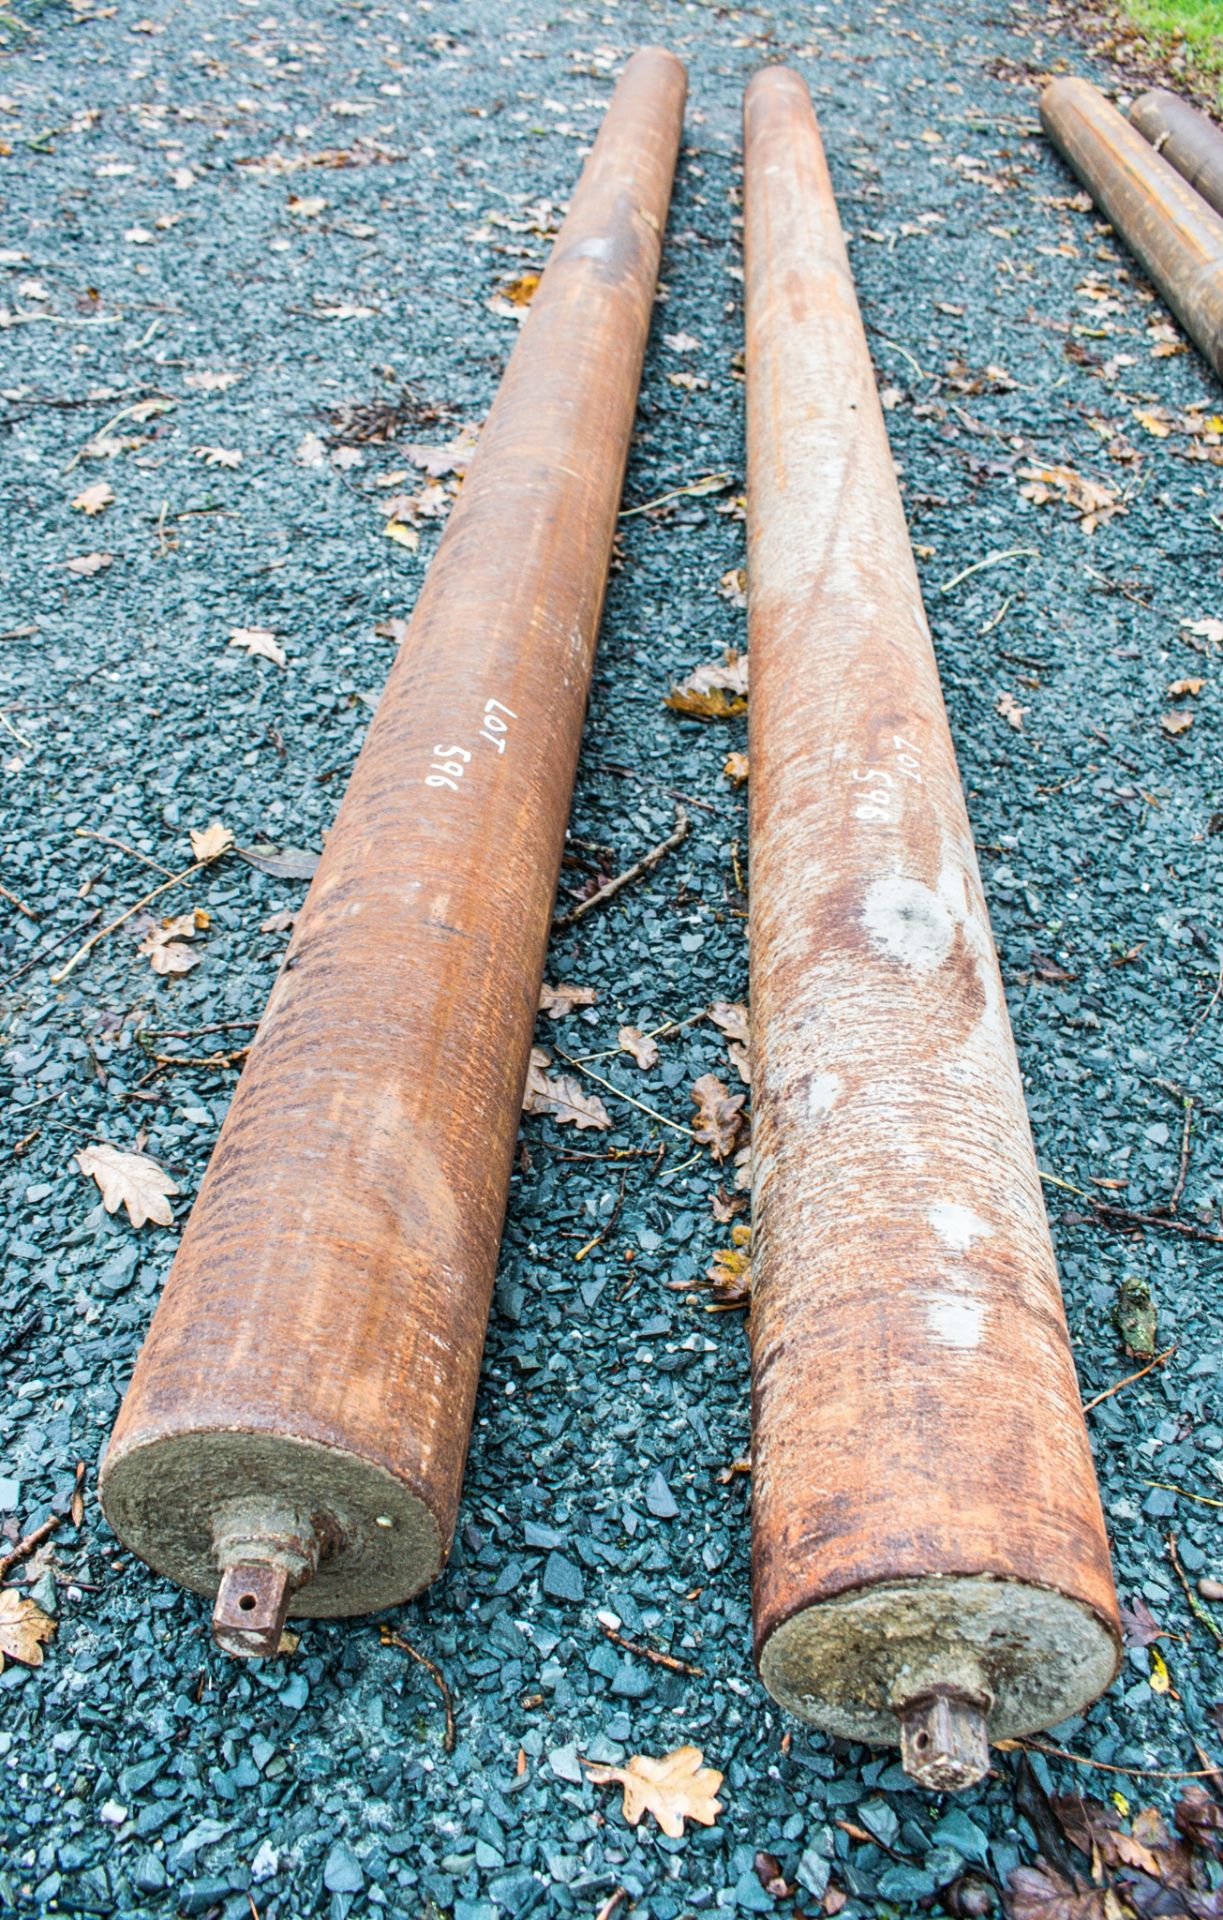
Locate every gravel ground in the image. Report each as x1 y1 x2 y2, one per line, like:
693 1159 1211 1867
2 0 1221 1915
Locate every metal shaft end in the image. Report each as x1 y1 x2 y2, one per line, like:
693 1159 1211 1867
213 1559 294 1658
898 1690 991 1792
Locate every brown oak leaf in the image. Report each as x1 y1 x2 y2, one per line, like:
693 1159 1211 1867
691 1073 746 1161
583 1745 723 1839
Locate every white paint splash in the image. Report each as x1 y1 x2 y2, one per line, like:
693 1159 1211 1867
927 1201 992 1253
807 1072 839 1117
926 1292 986 1350
861 873 955 971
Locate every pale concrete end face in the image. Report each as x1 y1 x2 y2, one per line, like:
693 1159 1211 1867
99 1428 443 1619
758 1573 1119 1744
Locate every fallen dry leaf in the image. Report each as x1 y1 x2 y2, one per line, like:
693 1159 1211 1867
76 1142 178 1228
1167 677 1203 698
705 1224 752 1310
691 1073 746 1162
403 426 480 478
583 1746 723 1839
996 689 1026 731
260 906 297 934
65 551 112 578
487 269 541 319
664 330 701 352
1018 464 1122 533
1160 710 1194 736
719 566 748 609
522 1048 610 1131
139 911 204 975
194 445 243 468
707 1000 750 1047
539 982 598 1018
71 480 113 516
665 652 749 721
190 821 234 862
295 430 327 468
1181 617 1223 647
384 521 420 550
722 750 749 785
0 1590 56 1671
184 370 242 392
229 626 286 667
1005 1861 1107 1919
618 1026 659 1070
668 370 709 392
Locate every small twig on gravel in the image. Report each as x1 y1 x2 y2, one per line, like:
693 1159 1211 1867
74 826 178 878
570 1005 709 1065
996 1738 1222 1782
379 1628 456 1752
0 1311 41 1363
618 472 729 519
597 1619 703 1677
1187 951 1223 1041
554 806 689 930
141 1019 260 1041
1079 1202 1223 1247
49 848 227 985
0 882 37 919
595 762 721 816
1145 1480 1223 1510
938 546 1038 595
0 1464 84 1582
575 1170 627 1262
1167 1531 1223 1649
1082 1344 1176 1413
594 1889 629 1920
551 1048 690 1139
1159 1095 1195 1216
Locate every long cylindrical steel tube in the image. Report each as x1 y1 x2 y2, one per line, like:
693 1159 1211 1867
1131 87 1223 221
1041 75 1223 379
100 46 687 1656
743 66 1120 1789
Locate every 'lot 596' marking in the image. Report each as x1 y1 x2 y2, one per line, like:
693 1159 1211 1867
425 699 519 791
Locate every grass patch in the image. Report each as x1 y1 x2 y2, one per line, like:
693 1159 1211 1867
1120 0 1223 92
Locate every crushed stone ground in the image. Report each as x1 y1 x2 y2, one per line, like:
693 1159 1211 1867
1 0 1221 1916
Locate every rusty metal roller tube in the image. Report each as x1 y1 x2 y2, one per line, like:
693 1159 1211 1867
1131 87 1223 222
1041 76 1223 379
100 46 687 1658
743 67 1120 1790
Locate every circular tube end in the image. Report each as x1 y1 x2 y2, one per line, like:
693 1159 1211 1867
100 1428 443 1620
757 1573 1120 1755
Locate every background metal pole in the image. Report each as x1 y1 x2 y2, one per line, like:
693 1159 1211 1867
1130 87 1223 222
1043 76 1223 380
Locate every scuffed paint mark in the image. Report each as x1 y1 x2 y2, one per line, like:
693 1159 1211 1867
928 1201 992 1252
807 1071 839 1117
926 1291 986 1349
862 873 955 970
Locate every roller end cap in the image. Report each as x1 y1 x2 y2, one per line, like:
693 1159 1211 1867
213 1559 293 1659
899 1691 990 1792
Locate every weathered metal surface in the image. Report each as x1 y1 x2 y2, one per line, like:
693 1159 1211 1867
743 66 1120 1783
1042 76 1223 380
1131 87 1223 222
100 45 687 1650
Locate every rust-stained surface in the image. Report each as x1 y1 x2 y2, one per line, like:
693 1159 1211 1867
1131 86 1223 223
743 66 1120 1776
1042 76 1223 380
100 45 687 1648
